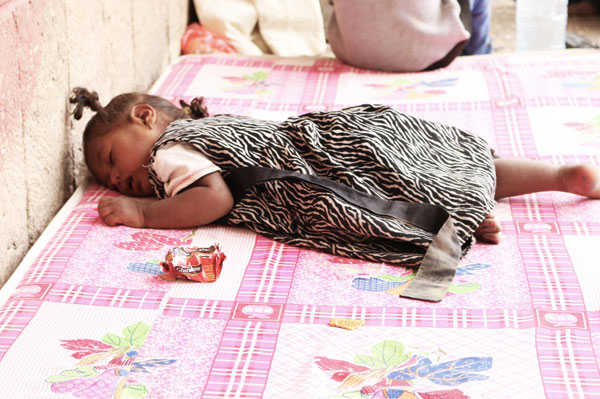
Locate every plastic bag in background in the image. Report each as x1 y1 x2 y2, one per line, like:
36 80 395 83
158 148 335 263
516 0 568 51
181 23 237 55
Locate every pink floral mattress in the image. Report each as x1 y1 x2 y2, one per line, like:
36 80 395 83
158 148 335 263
1 51 600 398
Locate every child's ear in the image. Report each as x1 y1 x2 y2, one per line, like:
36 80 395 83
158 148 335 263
130 104 156 128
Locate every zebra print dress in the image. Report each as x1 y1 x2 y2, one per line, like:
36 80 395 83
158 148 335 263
148 104 496 271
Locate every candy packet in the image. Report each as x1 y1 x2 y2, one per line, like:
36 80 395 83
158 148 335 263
160 245 225 282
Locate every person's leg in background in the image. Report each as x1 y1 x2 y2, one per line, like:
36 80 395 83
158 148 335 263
462 0 493 55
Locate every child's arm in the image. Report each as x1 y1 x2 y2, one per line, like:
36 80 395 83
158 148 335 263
98 172 234 228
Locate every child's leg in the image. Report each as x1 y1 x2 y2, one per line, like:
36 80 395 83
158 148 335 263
494 158 600 200
475 159 600 244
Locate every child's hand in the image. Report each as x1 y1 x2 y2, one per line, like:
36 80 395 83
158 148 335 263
98 196 146 227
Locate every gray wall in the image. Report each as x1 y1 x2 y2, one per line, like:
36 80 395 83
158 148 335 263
0 0 190 287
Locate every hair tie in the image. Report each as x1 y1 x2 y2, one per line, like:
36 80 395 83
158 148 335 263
179 97 208 119
179 100 193 117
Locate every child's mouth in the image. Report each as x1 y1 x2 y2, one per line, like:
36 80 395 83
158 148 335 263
126 176 134 195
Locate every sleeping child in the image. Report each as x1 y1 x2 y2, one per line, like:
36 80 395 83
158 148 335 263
70 87 600 301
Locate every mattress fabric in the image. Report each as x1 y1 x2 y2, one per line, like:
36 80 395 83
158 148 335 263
1 51 600 398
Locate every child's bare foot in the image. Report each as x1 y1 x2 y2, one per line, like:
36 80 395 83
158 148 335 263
474 213 502 244
560 164 600 198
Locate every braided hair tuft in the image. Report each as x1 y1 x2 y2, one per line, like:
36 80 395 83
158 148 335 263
69 87 105 120
179 97 209 119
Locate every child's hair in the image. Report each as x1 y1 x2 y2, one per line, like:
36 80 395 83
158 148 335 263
69 87 209 144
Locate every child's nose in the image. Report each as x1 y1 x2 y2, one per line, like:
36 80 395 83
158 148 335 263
110 168 120 187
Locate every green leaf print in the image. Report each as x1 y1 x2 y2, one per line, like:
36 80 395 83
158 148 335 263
389 77 413 87
45 366 99 383
101 322 151 348
354 340 411 369
123 322 151 346
448 283 481 294
378 273 414 282
247 71 268 81
121 384 149 398
102 332 123 347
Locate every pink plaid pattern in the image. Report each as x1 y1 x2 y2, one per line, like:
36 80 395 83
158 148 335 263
234 236 299 304
517 235 586 311
589 311 600 332
558 222 600 236
480 59 514 100
77 182 113 207
492 106 538 157
536 329 600 398
300 60 342 106
162 298 233 319
202 321 280 398
500 220 518 235
387 102 494 117
20 184 107 285
283 305 536 329
154 58 207 104
45 283 165 309
0 300 39 361
0 184 112 363
510 193 557 222
540 154 600 165
22 211 95 285
516 220 561 235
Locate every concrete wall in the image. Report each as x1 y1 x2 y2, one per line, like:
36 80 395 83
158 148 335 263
0 0 190 287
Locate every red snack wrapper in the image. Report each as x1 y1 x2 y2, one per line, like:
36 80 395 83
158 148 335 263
160 245 225 282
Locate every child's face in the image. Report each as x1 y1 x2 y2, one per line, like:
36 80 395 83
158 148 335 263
85 122 159 197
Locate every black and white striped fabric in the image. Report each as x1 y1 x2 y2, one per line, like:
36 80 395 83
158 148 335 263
148 104 496 271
